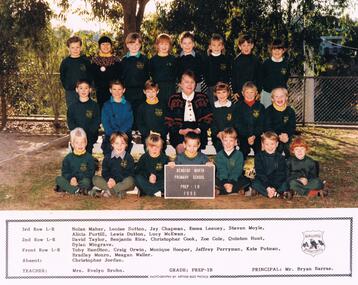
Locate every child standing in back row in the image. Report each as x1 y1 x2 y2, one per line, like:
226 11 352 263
121 32 149 130
202 34 231 107
261 39 289 107
60 36 92 108
231 34 262 103
149 33 177 105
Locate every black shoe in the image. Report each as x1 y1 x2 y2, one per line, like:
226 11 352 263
54 185 63 192
283 190 293 200
318 189 328 197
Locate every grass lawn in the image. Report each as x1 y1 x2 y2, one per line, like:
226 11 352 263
0 127 357 210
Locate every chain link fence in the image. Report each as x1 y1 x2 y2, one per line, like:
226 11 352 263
288 76 358 125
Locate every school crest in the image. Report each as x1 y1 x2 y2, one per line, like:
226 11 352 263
80 163 87 172
80 64 86 72
229 159 236 167
226 113 232 121
167 62 173 67
86 110 93 119
281 68 287 75
155 163 163 171
136 61 144 70
120 160 128 168
283 116 289 124
301 231 325 256
253 109 260 118
155 108 163 117
220 63 227 71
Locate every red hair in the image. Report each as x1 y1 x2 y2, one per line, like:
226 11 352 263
290 137 309 154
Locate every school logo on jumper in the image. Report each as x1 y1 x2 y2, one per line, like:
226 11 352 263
155 108 163 117
121 160 128 168
301 231 325 256
86 110 93 119
80 64 86 72
220 64 227 71
80 163 87 172
253 109 260 118
226 113 232 121
136 61 144 70
155 163 163 171
229 159 236 167
283 116 289 123
281 68 287 75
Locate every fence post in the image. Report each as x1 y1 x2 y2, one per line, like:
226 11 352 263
304 77 315 124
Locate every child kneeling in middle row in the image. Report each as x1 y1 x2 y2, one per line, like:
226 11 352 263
215 128 250 195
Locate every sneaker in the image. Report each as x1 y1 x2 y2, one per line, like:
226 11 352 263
118 191 126 199
244 186 257 197
154 191 162 197
101 189 111 198
273 192 281 198
88 188 99 197
54 185 63 192
74 188 81 195
318 189 328 197
283 190 293 200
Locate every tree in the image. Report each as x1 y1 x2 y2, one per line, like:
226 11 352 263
0 0 51 129
59 0 150 39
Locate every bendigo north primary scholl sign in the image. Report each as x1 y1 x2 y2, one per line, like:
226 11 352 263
164 165 215 199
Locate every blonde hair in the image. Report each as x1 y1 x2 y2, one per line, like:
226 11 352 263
271 87 289 99
207 33 225 55
261 131 278 143
242 81 260 101
70 128 87 145
125 32 142 44
145 133 163 148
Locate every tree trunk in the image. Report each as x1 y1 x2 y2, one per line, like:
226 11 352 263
120 0 149 39
0 81 7 130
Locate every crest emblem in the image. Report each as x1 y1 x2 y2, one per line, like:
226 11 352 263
301 231 325 256
136 61 144 70
283 116 289 124
86 110 93 119
80 163 87 172
121 160 128 168
155 108 163 117
220 63 227 71
281 68 287 75
226 113 232 121
253 109 260 118
229 159 236 167
155 163 163 171
80 64 86 72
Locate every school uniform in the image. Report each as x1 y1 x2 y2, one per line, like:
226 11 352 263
287 156 324 196
215 149 250 194
101 97 133 155
175 151 209 165
137 99 167 145
176 50 204 90
231 53 262 98
60 55 92 107
165 92 213 149
149 54 177 104
93 151 135 196
264 104 296 157
235 100 265 159
135 152 169 196
121 52 149 129
211 100 236 152
56 152 95 194
202 53 231 106
261 57 289 107
252 151 288 197
67 99 100 153
90 55 121 110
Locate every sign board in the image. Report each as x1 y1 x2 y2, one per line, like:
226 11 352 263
164 165 215 199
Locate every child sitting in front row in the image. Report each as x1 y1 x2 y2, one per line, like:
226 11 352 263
265 87 296 157
211 82 236 153
92 132 135 198
135 133 169 197
169 132 213 166
55 128 95 194
215 128 250 195
251 131 290 199
287 137 326 197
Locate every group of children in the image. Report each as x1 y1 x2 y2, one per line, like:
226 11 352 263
56 31 326 200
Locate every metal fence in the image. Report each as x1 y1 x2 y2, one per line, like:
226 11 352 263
288 76 358 125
